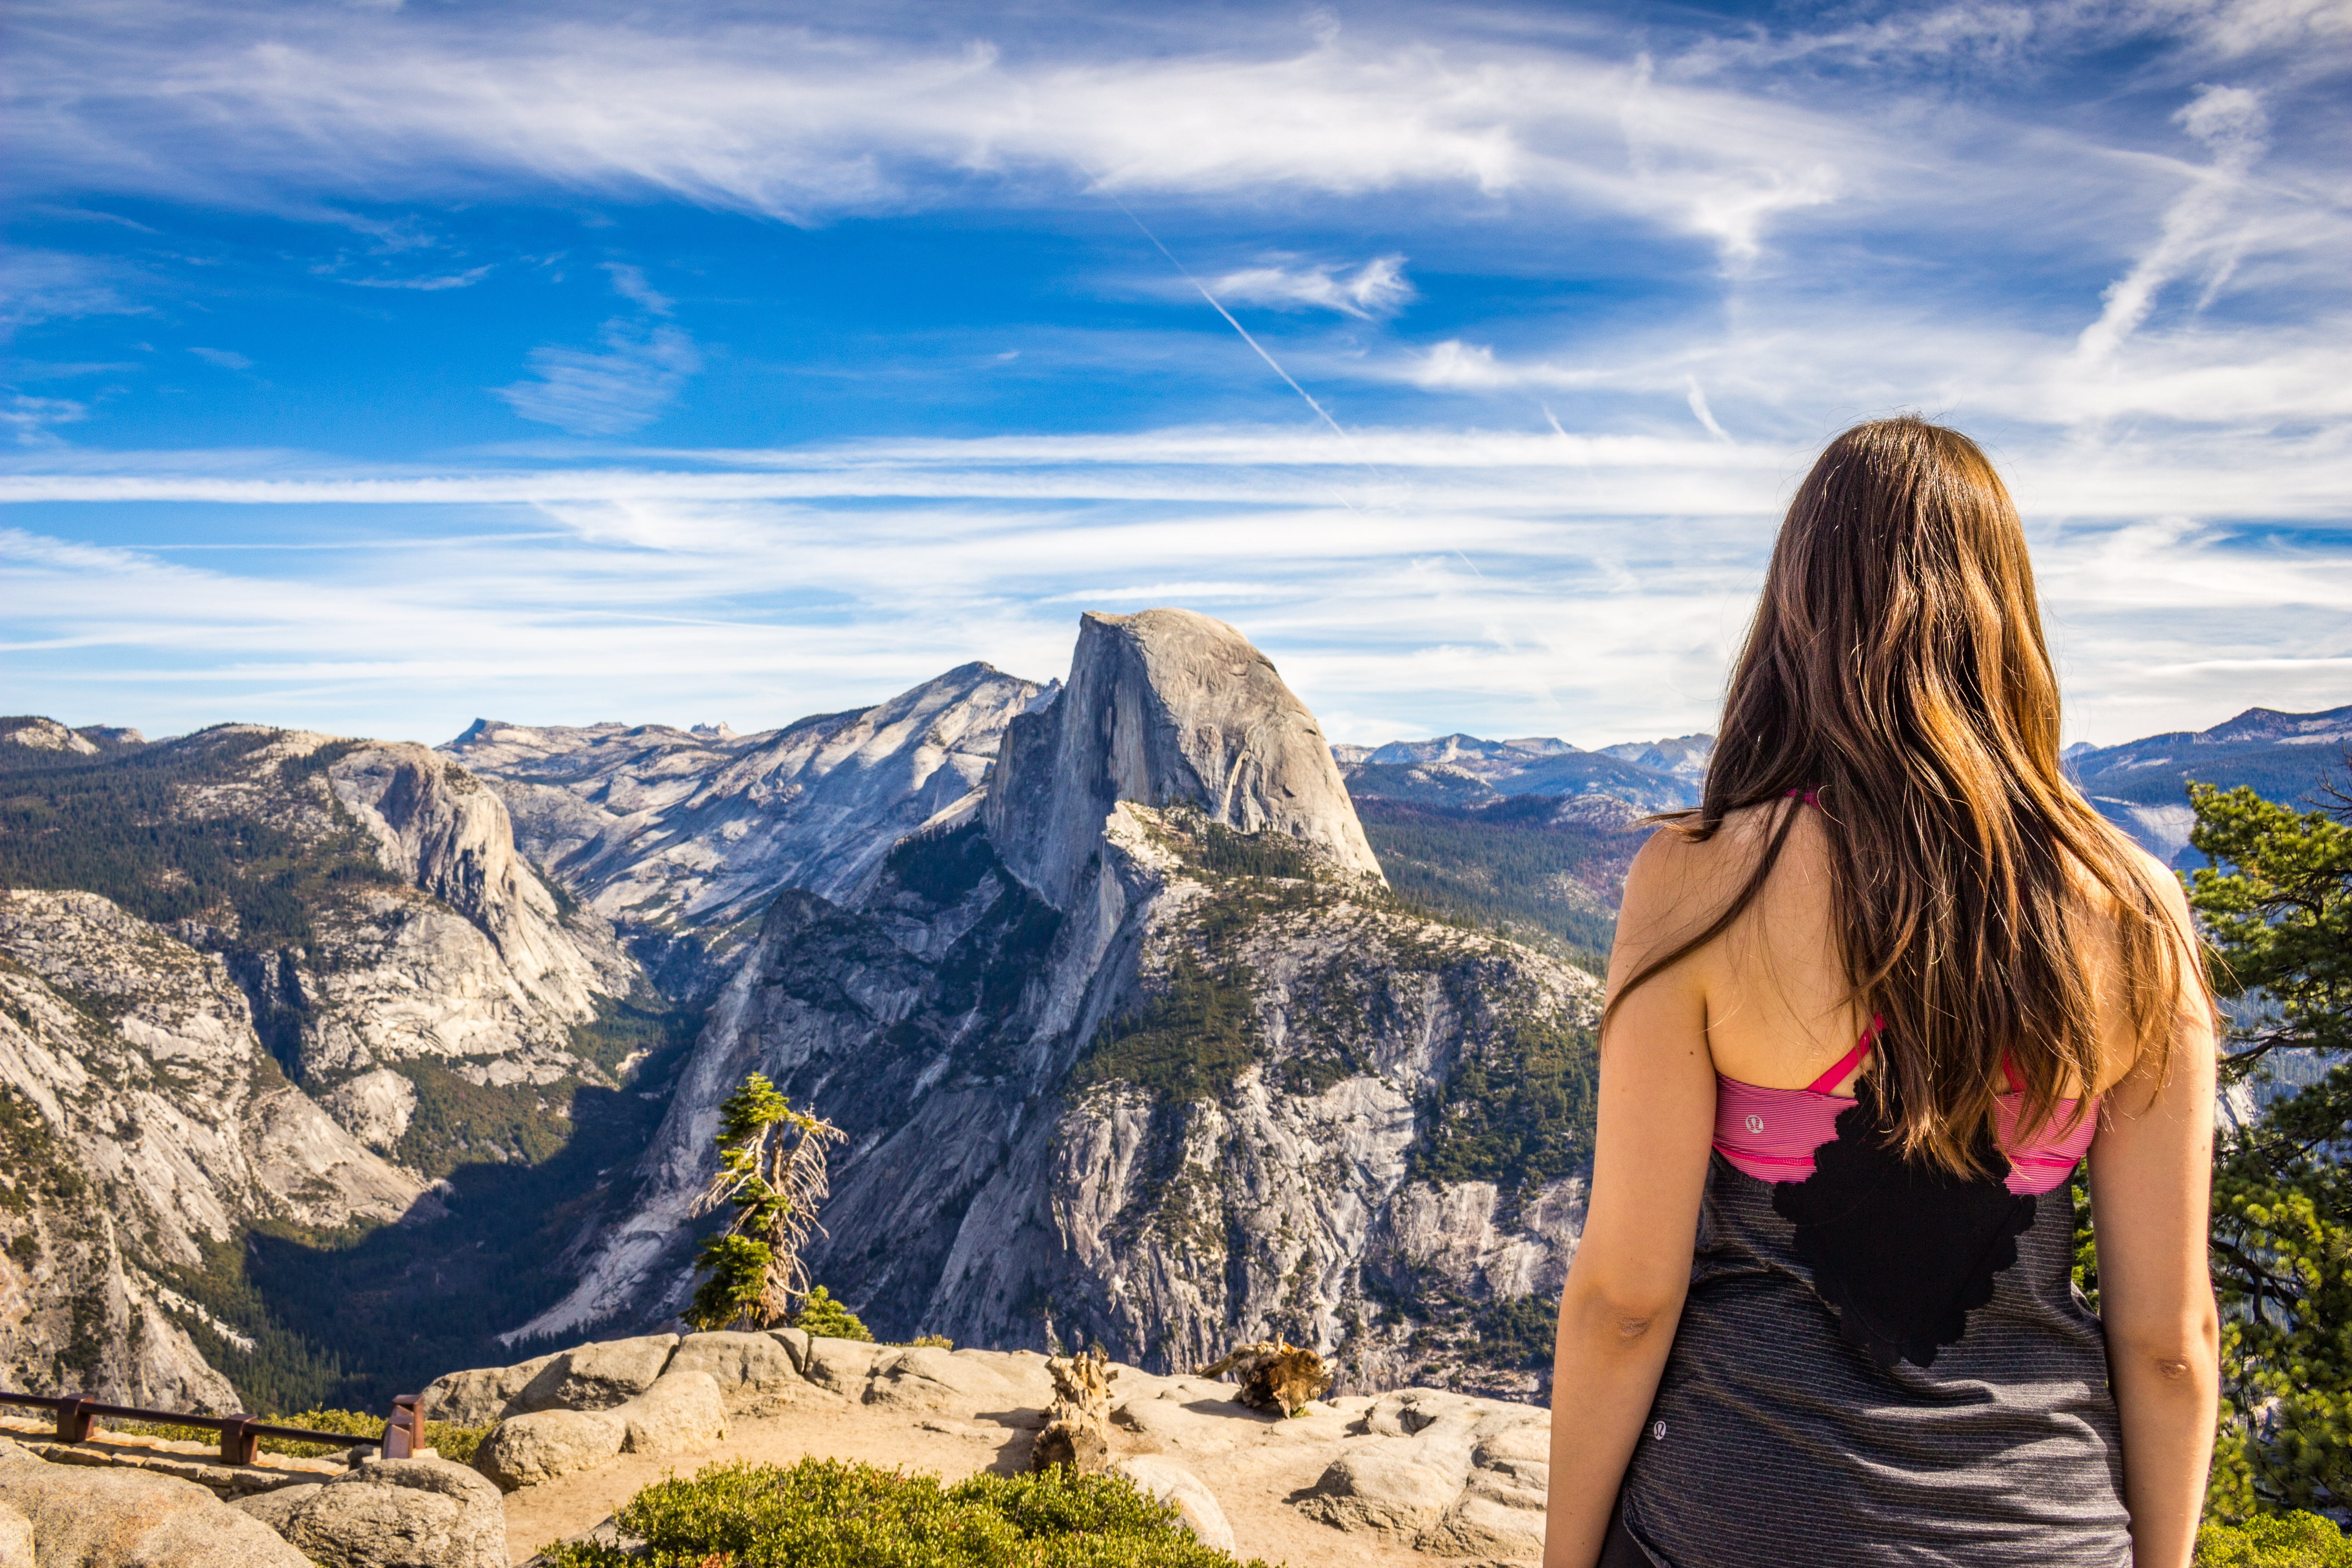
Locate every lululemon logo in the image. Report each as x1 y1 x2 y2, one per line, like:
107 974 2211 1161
1744 1113 1764 1134
1652 1421 1667 1441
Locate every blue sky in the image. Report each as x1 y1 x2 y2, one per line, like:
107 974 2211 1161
3 0 2347 749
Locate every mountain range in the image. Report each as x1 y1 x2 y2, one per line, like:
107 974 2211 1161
2063 703 2352 864
0 649 2340 1415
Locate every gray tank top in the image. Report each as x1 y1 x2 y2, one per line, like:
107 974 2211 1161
1616 1147 2131 1566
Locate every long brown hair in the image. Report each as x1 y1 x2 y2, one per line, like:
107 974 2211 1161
1612 416 2192 1176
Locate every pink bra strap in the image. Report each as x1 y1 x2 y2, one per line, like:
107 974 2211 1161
1999 1053 2026 1094
1806 1015 1883 1094
1786 787 1821 807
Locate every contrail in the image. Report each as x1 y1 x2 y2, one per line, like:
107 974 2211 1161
1106 194 1528 666
1107 196 1355 446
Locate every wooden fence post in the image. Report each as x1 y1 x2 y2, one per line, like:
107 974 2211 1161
382 1395 423 1460
52 1397 93 1443
218 1415 259 1466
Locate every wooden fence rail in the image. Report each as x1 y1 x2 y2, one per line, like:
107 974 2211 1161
0 1390 427 1465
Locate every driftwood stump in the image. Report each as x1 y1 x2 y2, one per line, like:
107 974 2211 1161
1195 1340 1333 1416
1030 1345 1117 1472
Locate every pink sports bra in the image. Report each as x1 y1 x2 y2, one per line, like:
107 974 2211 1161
1712 1017 2097 1196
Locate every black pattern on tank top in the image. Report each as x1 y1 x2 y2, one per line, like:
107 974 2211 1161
1769 1075 2038 1369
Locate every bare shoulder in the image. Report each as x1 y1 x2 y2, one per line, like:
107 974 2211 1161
2064 828 2196 932
1617 804 1792 960
1626 802 1783 880
2129 843 2196 924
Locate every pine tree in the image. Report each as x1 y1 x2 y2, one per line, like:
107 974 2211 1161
789 1284 872 1343
683 1073 847 1333
2188 780 2352 1522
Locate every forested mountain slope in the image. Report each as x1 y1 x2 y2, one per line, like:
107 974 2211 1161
2067 703 2352 864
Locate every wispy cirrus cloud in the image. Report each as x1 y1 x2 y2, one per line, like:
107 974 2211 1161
2 0 2343 751
0 247 148 337
494 262 697 435
341 265 495 291
0 3 1940 263
495 324 700 435
3 416 2343 746
1 394 89 446
2076 83 2272 362
1207 255 1412 318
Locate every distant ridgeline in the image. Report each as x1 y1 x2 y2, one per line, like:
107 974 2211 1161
2062 704 2352 866
1331 704 2352 969
1333 732 1707 973
0 686 2340 1415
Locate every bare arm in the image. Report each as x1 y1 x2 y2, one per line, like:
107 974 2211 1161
1544 836 1720 1568
2089 870 2220 1568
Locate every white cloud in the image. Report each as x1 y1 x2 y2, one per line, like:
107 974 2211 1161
342 265 495 290
1208 255 1413 318
2 3 2342 745
1 394 89 446
0 247 147 337
188 346 253 369
2076 83 2271 362
2 414 2343 746
495 323 700 435
600 263 672 315
0 6 1935 264
1684 378 1729 441
1392 298 2352 434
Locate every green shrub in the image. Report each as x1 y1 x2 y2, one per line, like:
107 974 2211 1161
2196 1511 2352 1567
537 1457 1270 1568
792 1284 873 1342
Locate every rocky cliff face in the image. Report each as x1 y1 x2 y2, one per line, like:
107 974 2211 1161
522 611 1598 1400
445 662 1051 993
0 723 647 1408
986 610 1378 909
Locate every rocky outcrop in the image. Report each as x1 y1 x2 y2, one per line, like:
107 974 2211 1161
1298 1389 1549 1558
663 1328 809 1415
330 743 626 1025
0 1437 314 1568
986 609 1379 910
445 663 1052 987
469 1407 629 1492
431 1334 746 1491
514 610 1597 1399
236 1456 508 1568
1107 1455 1237 1553
436 1333 1551 1564
466 1367 728 1492
0 718 97 755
